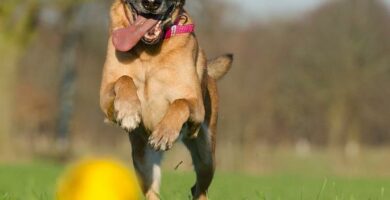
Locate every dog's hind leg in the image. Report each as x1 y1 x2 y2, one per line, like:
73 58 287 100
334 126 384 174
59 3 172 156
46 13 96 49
129 129 163 200
183 126 216 200
183 77 218 200
183 78 218 200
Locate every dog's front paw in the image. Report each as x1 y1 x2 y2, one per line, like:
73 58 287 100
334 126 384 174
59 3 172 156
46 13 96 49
148 124 180 151
114 98 141 132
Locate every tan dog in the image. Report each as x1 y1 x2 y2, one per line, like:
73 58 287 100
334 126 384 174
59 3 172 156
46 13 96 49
100 0 232 199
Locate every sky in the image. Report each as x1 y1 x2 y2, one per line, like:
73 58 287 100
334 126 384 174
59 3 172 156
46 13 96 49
227 0 390 20
227 0 325 20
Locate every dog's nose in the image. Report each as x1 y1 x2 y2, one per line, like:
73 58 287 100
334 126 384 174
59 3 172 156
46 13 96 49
142 0 162 11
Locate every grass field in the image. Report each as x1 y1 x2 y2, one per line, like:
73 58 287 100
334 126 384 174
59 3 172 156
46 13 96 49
0 162 389 200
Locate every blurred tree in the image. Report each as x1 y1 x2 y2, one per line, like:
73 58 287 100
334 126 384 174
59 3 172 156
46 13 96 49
5 0 390 162
55 3 84 154
0 0 91 155
276 0 390 148
0 0 38 156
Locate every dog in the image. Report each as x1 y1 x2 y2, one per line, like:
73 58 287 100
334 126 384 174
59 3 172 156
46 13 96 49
99 0 233 199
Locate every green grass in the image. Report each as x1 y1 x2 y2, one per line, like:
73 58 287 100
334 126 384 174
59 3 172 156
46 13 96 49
0 163 60 200
0 163 389 200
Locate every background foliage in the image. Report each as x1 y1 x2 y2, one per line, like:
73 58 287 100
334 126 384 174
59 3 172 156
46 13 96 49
0 0 390 172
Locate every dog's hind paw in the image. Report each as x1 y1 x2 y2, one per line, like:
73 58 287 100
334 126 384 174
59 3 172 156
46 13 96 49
148 124 180 151
114 99 141 132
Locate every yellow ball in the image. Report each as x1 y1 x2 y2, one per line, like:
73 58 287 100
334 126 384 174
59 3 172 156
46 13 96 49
56 158 141 200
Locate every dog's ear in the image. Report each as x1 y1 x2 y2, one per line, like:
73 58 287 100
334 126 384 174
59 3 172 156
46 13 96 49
207 54 233 80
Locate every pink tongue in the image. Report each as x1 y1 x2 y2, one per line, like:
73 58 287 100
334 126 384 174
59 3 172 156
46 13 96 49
112 16 158 52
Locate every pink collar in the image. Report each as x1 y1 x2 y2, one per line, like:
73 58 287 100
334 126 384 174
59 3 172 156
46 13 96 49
164 23 195 39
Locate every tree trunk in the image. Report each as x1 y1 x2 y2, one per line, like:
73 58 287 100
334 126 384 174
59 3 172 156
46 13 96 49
327 97 347 148
0 0 39 158
56 5 83 153
0 47 18 157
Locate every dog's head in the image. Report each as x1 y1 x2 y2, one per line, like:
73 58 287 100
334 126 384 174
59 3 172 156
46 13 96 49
124 0 184 45
112 0 185 51
127 0 182 16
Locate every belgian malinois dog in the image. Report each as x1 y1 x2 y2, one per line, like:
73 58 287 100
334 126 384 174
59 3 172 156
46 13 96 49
100 0 233 199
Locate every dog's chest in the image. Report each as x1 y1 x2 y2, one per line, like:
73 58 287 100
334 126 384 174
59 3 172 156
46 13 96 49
130 61 173 130
129 55 201 130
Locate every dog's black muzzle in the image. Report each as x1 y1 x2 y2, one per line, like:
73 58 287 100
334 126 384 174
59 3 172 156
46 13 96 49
125 0 183 18
141 0 163 12
124 0 184 45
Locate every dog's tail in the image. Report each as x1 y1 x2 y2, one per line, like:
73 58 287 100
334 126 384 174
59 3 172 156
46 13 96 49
207 54 233 80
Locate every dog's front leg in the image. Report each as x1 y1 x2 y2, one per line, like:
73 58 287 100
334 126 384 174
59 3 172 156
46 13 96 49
148 98 204 151
100 75 141 132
